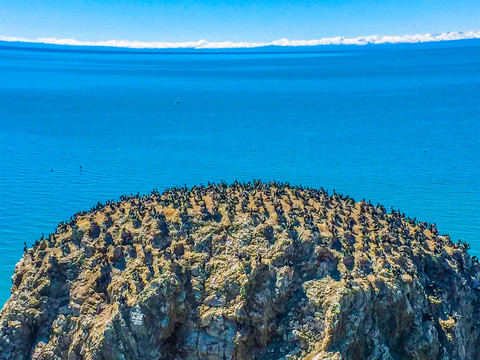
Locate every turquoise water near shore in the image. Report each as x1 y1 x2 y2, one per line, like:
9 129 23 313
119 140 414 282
0 41 479 304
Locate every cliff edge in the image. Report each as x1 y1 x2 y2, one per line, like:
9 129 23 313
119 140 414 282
0 182 479 359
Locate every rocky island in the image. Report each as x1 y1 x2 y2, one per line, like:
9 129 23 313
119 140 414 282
0 181 479 359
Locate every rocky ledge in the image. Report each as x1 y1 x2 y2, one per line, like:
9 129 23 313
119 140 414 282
0 181 479 360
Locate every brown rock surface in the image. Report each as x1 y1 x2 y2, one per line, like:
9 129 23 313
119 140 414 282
0 181 479 359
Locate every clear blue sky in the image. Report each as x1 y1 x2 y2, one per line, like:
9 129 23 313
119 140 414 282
1 0 479 42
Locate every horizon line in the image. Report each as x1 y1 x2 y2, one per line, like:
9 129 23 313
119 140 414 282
1 31 480 49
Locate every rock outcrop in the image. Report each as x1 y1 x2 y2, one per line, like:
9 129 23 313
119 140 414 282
0 181 479 359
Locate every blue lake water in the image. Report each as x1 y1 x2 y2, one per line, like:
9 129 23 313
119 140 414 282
0 40 479 305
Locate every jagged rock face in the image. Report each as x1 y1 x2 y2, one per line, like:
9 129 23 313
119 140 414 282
0 182 479 360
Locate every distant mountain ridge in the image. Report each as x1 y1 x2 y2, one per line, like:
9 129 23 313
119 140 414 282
1 30 480 49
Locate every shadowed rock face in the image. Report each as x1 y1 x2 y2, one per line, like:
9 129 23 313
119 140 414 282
0 181 479 360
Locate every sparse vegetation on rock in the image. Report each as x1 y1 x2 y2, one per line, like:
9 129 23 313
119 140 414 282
0 181 479 359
